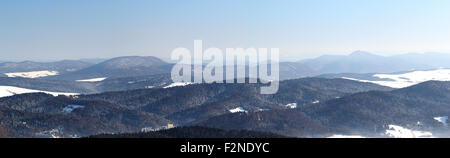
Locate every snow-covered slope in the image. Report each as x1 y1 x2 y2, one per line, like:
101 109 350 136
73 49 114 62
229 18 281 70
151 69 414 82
343 69 450 88
0 85 78 98
5 70 59 78
163 82 192 88
229 107 247 113
76 77 107 82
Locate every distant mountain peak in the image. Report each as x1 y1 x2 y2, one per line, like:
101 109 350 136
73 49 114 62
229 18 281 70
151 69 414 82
349 51 377 57
51 56 172 80
99 56 168 68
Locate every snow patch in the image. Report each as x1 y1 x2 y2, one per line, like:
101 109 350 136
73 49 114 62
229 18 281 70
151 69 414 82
37 128 64 138
385 125 433 138
0 85 78 98
229 107 248 113
342 69 450 88
312 100 320 104
76 77 107 82
284 103 297 109
141 127 155 132
163 82 192 88
5 70 59 78
144 124 176 132
434 116 448 126
63 105 85 113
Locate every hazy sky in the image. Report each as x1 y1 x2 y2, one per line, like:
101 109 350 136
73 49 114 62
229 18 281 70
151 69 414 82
1 0 450 61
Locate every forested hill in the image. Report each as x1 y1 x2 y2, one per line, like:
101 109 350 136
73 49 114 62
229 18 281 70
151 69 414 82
89 126 288 138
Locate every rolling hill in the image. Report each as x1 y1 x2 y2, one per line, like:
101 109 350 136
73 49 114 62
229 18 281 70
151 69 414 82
0 77 391 137
0 60 94 77
0 93 170 137
195 81 450 137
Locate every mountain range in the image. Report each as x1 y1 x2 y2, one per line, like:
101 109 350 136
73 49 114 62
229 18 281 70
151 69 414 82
1 51 450 95
3 51 450 81
1 76 450 137
0 60 94 77
1 52 450 138
196 81 450 137
2 77 450 138
0 77 392 137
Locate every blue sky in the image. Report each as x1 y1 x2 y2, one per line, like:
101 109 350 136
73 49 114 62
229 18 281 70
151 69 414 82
1 0 450 61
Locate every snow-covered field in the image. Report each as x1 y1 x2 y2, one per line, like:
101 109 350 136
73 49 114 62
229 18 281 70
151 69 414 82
229 107 248 113
76 77 107 82
163 82 192 88
385 125 433 138
5 70 59 78
343 69 450 88
0 85 78 98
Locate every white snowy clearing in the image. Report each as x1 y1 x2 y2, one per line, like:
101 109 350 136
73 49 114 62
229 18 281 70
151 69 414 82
342 69 450 88
327 135 365 138
163 82 192 88
63 105 85 113
385 125 433 138
0 85 78 98
229 107 248 113
5 70 59 78
76 77 107 82
284 103 297 109
434 116 448 126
